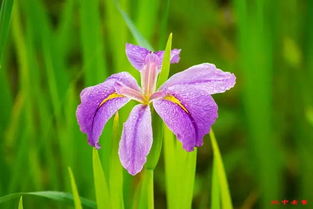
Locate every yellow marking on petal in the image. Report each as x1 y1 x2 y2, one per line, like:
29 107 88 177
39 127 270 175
99 93 124 107
163 95 189 113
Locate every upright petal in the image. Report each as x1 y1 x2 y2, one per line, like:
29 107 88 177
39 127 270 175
126 43 182 70
118 104 153 175
155 48 181 64
126 43 151 70
153 86 218 151
76 72 139 148
159 63 236 94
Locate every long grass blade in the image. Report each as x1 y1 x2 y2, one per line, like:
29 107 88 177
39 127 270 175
135 0 159 41
79 0 106 85
17 196 23 209
0 191 96 208
157 33 172 88
115 2 152 51
163 124 197 209
92 149 110 209
68 167 83 209
0 0 13 61
209 130 233 209
136 169 154 209
211 160 221 209
109 113 124 209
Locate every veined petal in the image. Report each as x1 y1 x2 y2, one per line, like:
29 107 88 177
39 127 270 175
160 63 236 94
153 86 218 151
126 43 181 71
76 72 139 148
118 104 153 175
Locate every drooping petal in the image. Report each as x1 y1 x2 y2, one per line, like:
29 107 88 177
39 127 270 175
155 48 181 64
126 43 181 70
153 86 218 151
118 104 153 175
159 63 236 94
76 72 140 148
107 71 141 91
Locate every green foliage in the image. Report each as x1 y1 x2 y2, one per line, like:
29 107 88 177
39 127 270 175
68 167 83 209
1 0 312 208
210 130 233 209
157 33 172 88
163 124 197 209
18 196 23 209
92 149 110 209
0 191 96 208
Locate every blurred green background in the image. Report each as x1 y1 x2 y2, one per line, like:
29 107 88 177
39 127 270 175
0 0 313 208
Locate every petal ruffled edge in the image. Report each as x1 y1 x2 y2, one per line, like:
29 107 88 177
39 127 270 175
160 63 236 95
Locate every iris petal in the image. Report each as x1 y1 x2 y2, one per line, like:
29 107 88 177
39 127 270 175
118 104 153 175
160 63 236 94
125 43 181 71
76 72 139 148
153 86 218 151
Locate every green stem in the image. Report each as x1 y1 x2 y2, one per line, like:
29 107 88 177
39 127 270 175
209 130 233 209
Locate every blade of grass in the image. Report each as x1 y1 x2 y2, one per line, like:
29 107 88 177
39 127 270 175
109 113 124 209
68 167 83 209
115 1 153 51
163 124 197 209
0 0 13 61
135 0 159 41
79 0 107 85
211 156 221 209
156 33 172 88
136 169 154 209
233 0 282 206
0 191 95 208
92 149 110 209
158 0 170 48
163 125 176 209
17 196 23 209
11 0 43 192
209 130 233 209
104 0 130 72
56 0 74 61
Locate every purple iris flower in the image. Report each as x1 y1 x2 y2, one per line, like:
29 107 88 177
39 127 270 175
76 44 236 175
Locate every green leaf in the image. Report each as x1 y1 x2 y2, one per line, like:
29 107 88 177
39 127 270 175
163 124 197 209
68 167 83 209
18 196 23 209
157 33 172 88
0 0 14 61
0 191 96 208
79 0 107 85
211 160 220 209
209 130 233 209
135 0 159 41
92 148 110 209
115 1 153 50
109 113 124 209
137 169 154 209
